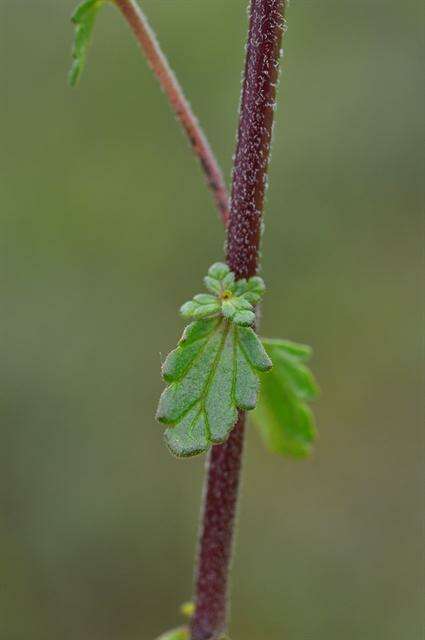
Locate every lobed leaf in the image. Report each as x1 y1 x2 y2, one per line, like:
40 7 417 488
157 319 272 457
69 0 104 87
252 339 319 458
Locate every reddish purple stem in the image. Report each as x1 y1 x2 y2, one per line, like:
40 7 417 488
190 415 245 640
227 0 286 279
190 2 286 639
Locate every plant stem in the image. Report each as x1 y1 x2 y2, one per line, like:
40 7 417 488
190 2 286 639
113 0 230 225
190 414 246 640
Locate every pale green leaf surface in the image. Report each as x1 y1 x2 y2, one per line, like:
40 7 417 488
155 628 188 640
208 262 230 280
252 339 319 458
234 275 266 303
69 0 104 87
157 319 272 457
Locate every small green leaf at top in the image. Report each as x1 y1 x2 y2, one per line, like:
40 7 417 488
252 339 319 458
69 0 105 87
180 262 266 327
155 627 188 640
157 316 272 457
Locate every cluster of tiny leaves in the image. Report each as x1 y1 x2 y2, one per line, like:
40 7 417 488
252 339 319 457
180 262 265 326
157 264 271 457
69 0 105 87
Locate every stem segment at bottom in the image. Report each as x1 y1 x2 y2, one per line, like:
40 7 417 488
190 414 245 640
190 1 286 638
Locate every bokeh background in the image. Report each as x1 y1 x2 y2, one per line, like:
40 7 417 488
1 1 423 639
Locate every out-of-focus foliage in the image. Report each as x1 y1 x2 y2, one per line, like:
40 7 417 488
252 339 319 457
1 1 422 639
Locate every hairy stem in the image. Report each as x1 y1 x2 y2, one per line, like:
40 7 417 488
190 2 286 639
113 0 230 224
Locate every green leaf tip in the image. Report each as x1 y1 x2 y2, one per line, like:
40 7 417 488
155 628 188 640
68 0 105 87
157 317 272 458
252 339 320 458
180 262 266 327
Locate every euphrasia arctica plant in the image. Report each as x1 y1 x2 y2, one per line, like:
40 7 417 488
69 2 320 639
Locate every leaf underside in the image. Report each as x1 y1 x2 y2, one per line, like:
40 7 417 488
69 0 104 87
157 318 272 457
252 339 319 458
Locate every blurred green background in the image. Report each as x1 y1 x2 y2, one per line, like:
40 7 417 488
1 1 423 639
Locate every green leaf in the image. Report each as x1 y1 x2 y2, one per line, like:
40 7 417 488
158 261 270 456
208 262 232 280
180 300 221 319
234 275 266 303
252 339 319 458
69 0 104 87
155 628 188 640
157 318 272 457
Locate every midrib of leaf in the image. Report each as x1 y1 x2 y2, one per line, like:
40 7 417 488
166 318 228 439
199 320 231 441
